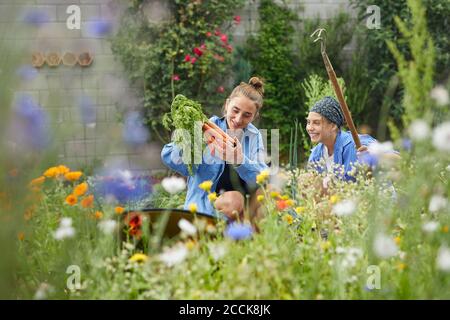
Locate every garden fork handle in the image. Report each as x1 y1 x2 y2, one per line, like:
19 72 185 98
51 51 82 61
311 28 361 149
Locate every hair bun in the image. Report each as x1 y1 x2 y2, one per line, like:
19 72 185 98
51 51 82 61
248 77 264 96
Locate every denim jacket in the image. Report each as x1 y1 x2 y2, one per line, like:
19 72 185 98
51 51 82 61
161 115 268 216
308 130 377 181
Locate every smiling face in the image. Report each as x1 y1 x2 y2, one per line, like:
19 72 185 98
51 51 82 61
306 112 337 144
224 95 257 130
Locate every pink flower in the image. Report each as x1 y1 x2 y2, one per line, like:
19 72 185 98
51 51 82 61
220 34 228 44
200 43 207 50
217 86 224 93
206 31 212 37
226 44 233 53
172 74 180 81
234 16 241 25
190 57 197 64
184 54 191 62
193 47 203 57
214 29 221 36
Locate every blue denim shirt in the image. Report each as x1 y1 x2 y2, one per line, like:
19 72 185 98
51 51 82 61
161 115 268 216
308 130 377 181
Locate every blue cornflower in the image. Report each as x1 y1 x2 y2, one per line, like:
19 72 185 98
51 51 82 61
224 222 253 240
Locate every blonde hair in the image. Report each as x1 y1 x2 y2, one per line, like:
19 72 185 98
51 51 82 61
222 77 265 116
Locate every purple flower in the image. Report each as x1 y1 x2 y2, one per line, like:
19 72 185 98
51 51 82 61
87 19 113 37
358 151 378 170
224 222 253 240
401 138 412 152
78 95 96 125
22 9 50 27
91 169 153 204
123 111 150 146
16 65 38 81
13 94 50 150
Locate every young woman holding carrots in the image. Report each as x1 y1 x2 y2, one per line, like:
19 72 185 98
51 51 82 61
161 77 268 219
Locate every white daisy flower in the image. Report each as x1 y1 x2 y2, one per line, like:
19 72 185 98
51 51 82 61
430 85 449 106
429 195 448 212
159 245 188 267
408 119 430 141
422 221 439 233
332 199 357 217
98 219 117 235
432 122 450 153
54 218 75 240
161 176 186 194
373 233 398 259
436 246 450 272
368 141 394 156
177 218 197 236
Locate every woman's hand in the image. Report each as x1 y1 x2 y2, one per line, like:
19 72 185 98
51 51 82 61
211 136 244 164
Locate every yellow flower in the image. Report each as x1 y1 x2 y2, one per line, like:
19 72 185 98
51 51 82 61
329 195 340 204
320 241 331 251
442 225 449 233
115 206 125 215
286 199 295 206
199 180 213 192
295 206 306 215
208 192 218 202
94 211 103 219
396 263 406 271
281 195 289 200
43 167 58 178
73 182 88 196
185 240 196 250
394 236 401 245
129 253 148 263
270 191 280 199
257 195 265 202
256 169 269 185
189 203 197 214
29 176 45 187
65 194 78 206
81 194 94 208
282 214 294 225
57 165 70 176
18 232 25 241
64 171 83 182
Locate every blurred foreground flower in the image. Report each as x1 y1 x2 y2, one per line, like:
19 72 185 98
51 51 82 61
432 121 450 153
373 233 398 259
129 253 148 264
408 119 430 141
34 283 54 300
159 245 188 267
161 176 186 194
332 199 356 217
123 111 150 146
22 9 50 27
429 195 448 213
87 18 113 37
78 95 96 126
178 218 197 236
54 218 75 240
208 243 227 261
98 219 117 235
16 65 38 81
430 86 449 106
224 222 253 240
436 246 450 272
422 221 439 233
11 94 50 150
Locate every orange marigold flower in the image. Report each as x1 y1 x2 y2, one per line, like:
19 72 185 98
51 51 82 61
29 176 45 187
57 165 70 176
74 182 88 196
65 194 78 206
43 167 59 178
115 206 125 215
64 171 83 182
81 194 94 208
94 211 103 219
